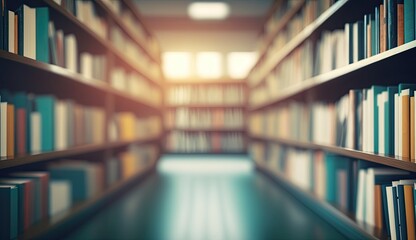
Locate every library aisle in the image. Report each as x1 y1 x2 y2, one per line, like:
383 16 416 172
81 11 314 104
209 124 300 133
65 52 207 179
65 155 347 240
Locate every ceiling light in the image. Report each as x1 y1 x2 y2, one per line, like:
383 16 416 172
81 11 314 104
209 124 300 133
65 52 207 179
188 2 230 20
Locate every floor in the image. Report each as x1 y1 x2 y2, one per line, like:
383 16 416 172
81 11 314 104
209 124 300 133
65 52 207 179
65 155 347 240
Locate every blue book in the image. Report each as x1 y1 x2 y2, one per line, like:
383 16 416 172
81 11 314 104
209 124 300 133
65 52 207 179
35 95 55 152
0 185 18 240
356 20 365 61
387 0 398 49
385 87 398 156
325 153 337 203
404 0 415 43
36 7 49 63
381 184 392 236
49 166 89 203
397 185 408 239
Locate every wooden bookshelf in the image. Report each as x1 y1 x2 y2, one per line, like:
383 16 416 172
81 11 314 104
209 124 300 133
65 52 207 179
166 128 246 132
250 134 416 173
249 41 416 111
166 104 246 108
20 163 157 240
257 165 386 240
166 79 246 85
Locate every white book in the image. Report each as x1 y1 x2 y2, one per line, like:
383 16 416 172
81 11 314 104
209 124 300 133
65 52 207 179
365 168 409 226
8 10 15 53
80 52 93 80
395 93 399 156
355 169 366 222
49 180 72 216
31 112 41 153
387 186 397 240
64 34 78 73
352 22 359 63
55 101 68 150
23 5 36 59
399 91 404 157
0 103 7 157
368 89 374 153
344 23 350 65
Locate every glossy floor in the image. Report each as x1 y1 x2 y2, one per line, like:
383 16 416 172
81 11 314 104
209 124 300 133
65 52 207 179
65 155 347 240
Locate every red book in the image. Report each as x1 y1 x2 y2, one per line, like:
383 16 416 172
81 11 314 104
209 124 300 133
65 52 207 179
16 109 26 155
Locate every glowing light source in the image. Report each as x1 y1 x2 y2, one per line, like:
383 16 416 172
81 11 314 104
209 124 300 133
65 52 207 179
227 52 257 79
196 52 222 79
163 52 192 79
188 2 230 20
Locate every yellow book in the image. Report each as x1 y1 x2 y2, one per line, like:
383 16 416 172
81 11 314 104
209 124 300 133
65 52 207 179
7 104 14 157
118 113 136 141
411 97 415 162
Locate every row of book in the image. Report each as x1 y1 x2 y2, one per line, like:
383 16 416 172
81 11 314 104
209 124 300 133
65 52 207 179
111 26 161 81
0 90 105 157
167 85 245 105
108 114 161 142
249 0 416 94
166 131 245 153
0 144 158 239
165 108 244 129
261 0 335 60
101 0 160 58
110 67 161 105
250 83 416 161
250 142 416 238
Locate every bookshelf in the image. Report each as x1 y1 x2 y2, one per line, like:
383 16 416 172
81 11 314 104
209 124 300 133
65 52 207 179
164 79 247 153
0 0 163 238
248 0 416 239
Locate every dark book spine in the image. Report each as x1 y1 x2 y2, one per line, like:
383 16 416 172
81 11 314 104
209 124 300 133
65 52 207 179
364 14 369 58
17 5 23 56
387 0 398 49
357 20 364 61
403 0 415 43
375 6 380 55
397 185 407 239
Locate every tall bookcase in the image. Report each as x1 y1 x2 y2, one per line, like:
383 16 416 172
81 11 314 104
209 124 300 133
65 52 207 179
0 0 163 238
248 0 416 239
164 79 247 154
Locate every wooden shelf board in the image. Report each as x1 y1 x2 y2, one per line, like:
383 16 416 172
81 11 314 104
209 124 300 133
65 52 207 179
249 41 416 111
248 0 349 87
165 127 246 132
250 134 416 172
257 165 386 239
164 151 247 155
166 104 246 108
0 136 161 170
20 164 156 240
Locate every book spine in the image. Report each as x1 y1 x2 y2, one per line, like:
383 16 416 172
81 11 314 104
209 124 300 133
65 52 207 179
398 0 405 45
388 0 398 49
404 0 415 43
36 8 49 63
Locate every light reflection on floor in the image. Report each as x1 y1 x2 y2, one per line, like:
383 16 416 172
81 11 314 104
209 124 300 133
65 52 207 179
65 155 347 240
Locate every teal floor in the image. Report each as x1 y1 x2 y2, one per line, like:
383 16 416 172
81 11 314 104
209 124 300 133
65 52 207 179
65 155 347 240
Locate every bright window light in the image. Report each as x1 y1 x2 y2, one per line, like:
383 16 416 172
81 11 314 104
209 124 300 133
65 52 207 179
188 2 230 20
227 52 258 79
163 52 192 79
196 52 222 79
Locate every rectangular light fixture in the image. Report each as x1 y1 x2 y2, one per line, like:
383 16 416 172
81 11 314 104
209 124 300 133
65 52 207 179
188 2 230 20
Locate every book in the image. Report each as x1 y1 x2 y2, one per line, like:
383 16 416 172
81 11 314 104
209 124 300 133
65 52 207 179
30 112 41 154
8 10 15 53
13 92 32 154
0 185 18 240
0 101 7 157
18 4 36 59
387 186 399 239
387 0 398 49
35 95 55 152
397 0 405 45
381 2 387 52
6 104 14 157
64 34 77 73
36 7 49 63
49 180 72 216
385 87 398 156
404 0 415 43
403 185 415 239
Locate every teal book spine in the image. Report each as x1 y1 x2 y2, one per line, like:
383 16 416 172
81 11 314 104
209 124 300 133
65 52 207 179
0 186 18 240
375 6 380 55
0 0 4 50
372 86 387 154
385 87 398 155
35 95 55 152
388 0 398 49
404 0 415 42
397 185 407 239
325 153 337 203
36 7 50 63
392 186 400 239
50 168 88 202
381 184 391 236
398 83 416 95
0 180 25 233
371 13 377 56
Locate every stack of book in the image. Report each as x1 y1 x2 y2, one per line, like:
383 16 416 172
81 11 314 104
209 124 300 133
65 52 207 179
0 90 106 158
167 85 245 105
166 131 244 153
165 108 244 129
108 114 161 142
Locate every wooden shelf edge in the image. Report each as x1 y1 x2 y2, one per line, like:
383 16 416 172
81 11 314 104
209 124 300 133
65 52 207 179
0 136 161 170
21 164 156 240
256 165 383 239
249 41 416 111
252 0 306 71
166 104 246 108
248 0 349 87
164 151 247 155
250 135 416 172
